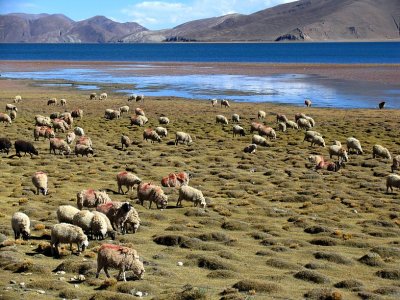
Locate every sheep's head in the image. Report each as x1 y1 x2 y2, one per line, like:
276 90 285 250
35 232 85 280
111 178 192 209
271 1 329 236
122 202 132 213
22 230 30 240
40 187 48 196
108 231 116 240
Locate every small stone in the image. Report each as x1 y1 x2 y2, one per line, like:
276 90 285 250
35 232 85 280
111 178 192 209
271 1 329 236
352 209 358 214
177 261 183 266
74 284 79 288
59 277 65 281
37 290 45 294
5 286 12 290
135 291 143 297
70 278 75 281
56 271 66 275
77 275 85 281
9 280 16 284
19 282 25 288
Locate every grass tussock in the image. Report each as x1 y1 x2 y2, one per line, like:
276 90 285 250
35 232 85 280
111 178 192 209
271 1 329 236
232 279 280 293
294 270 331 284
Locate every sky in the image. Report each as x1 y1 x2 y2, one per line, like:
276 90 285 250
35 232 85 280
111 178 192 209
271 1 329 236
0 0 296 30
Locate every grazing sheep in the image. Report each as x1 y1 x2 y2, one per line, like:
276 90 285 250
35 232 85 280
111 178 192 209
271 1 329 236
175 131 192 145
49 138 71 155
73 210 95 237
252 134 269 147
57 205 80 223
177 185 206 208
305 99 312 107
286 120 299 130
35 115 51 127
386 174 400 193
117 171 142 194
105 110 120 120
90 93 97 100
6 104 18 112
391 155 400 173
304 131 325 147
161 172 190 188
76 136 92 147
211 99 217 107
250 122 263 133
328 144 349 162
378 101 385 109
99 93 108 100
60 99 67 106
258 110 266 119
32 171 48 195
74 127 84 136
316 158 345 172
216 114 228 125
137 182 168 209
0 137 12 155
221 99 230 108
71 109 83 119
9 110 17 120
128 94 137 101
123 207 141 234
232 125 245 137
135 108 145 116
34 126 55 141
232 113 240 123
91 211 116 240
143 128 162 143
155 126 168 138
308 155 325 166
258 126 276 139
119 106 130 115
52 118 69 132
304 130 322 142
47 98 57 106
51 223 89 256
244 144 257 154
346 137 363 155
15 140 38 157
121 135 131 149
297 118 312 130
130 115 148 127
276 114 289 123
96 244 145 281
304 115 315 127
11 212 30 240
0 113 12 125
75 144 94 157
135 94 144 102
294 113 306 122
96 202 132 231
77 189 112 210
372 144 391 160
14 95 22 103
159 116 170 125
50 112 60 119
277 122 286 132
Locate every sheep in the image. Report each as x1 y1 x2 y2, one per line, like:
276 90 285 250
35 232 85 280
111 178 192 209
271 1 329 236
305 99 312 107
316 158 345 172
9 110 17 120
96 202 132 231
211 99 217 107
297 118 312 130
258 110 266 119
155 126 168 138
277 122 286 132
34 126 55 141
252 134 269 147
250 122 263 133
244 144 257 154
258 126 276 139
232 125 245 137
96 244 145 281
99 93 108 100
128 94 137 101
304 130 322 142
35 115 51 127
216 115 228 125
73 210 95 237
328 143 349 161
276 114 289 123
15 140 38 157
14 95 22 103
121 135 131 149
119 106 130 115
32 171 48 195
75 144 94 157
89 93 97 100
346 137 363 155
177 185 207 208
60 112 74 125
391 155 400 173
386 174 400 193
372 144 391 160
159 116 170 125
91 211 116 240
308 155 325 166
137 182 168 209
0 113 12 125
122 207 141 234
105 109 120 120
47 98 57 105
143 128 161 143
0 137 12 155
51 223 89 256
117 171 142 194
135 94 144 102
285 120 299 130
50 112 60 119
6 104 18 112
11 212 30 240
175 131 192 145
232 114 240 123
161 172 190 188
49 138 71 155
52 118 69 132
130 115 148 126
76 136 93 147
74 127 85 136
378 101 385 109
221 99 230 108
304 115 315 127
295 113 307 122
71 109 83 119
60 99 67 106
135 108 145 116
77 189 112 210
304 131 325 147
57 205 80 223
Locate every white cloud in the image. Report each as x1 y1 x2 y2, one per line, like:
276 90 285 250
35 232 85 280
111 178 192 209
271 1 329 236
121 0 296 29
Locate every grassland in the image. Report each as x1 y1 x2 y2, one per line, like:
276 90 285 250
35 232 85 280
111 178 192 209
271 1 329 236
0 78 399 300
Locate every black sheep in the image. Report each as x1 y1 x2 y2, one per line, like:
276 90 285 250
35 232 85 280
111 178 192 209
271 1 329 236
0 137 12 154
14 140 38 157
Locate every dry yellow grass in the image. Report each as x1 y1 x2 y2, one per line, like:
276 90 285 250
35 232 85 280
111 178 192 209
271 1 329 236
0 78 399 299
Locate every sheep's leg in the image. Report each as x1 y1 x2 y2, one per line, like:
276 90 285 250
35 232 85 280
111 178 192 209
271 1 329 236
96 266 103 278
104 267 110 278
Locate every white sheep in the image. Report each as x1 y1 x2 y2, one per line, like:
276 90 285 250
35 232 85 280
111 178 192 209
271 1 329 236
297 118 312 130
244 144 257 154
305 99 312 107
51 223 89 256
0 113 12 125
73 210 95 237
96 202 133 232
74 127 85 136
35 115 51 127
105 110 120 120
117 171 142 194
57 205 80 224
386 174 400 192
304 131 325 147
91 211 116 240
346 137 363 155
137 182 168 209
277 122 286 132
372 144 391 160
211 99 217 107
258 110 266 119
177 185 206 208
75 144 94 157
121 135 131 149
60 99 67 106
127 94 136 101
119 105 130 115
252 134 269 147
11 212 30 240
328 143 349 161
96 244 145 281
232 114 240 123
99 93 108 100
77 189 112 210
66 132 76 144
232 125 245 137
49 138 71 155
308 155 325 166
391 155 400 173
159 116 170 125
60 112 73 126
123 207 141 234
14 95 22 103
155 126 168 138
32 171 48 195
9 110 17 120
89 93 97 100
216 114 229 125
304 115 315 127
6 104 18 112
175 131 193 145
286 120 299 130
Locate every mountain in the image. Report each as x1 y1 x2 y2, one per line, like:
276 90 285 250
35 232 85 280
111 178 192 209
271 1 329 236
1 0 399 43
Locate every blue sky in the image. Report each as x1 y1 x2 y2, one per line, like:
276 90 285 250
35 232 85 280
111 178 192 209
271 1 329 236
0 0 295 30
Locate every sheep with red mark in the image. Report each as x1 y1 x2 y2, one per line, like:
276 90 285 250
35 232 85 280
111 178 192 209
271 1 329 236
250 122 263 133
175 131 192 145
96 244 145 282
32 171 48 195
0 113 12 125
143 128 161 143
276 114 289 123
75 144 94 157
49 138 71 155
117 171 142 194
258 125 276 140
130 115 148 126
177 185 207 208
53 118 69 132
161 171 190 188
96 202 132 232
76 136 92 147
77 189 112 209
51 223 88 257
135 108 145 116
308 155 325 166
137 182 168 209
34 126 54 141
11 212 30 240
316 159 345 172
